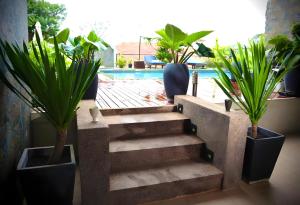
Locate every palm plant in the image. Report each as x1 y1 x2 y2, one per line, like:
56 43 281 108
213 38 299 138
0 32 100 163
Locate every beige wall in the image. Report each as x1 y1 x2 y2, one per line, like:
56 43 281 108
260 98 300 134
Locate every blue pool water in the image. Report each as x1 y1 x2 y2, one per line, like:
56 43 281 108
100 69 222 80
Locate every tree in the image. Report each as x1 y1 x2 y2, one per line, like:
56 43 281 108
28 0 66 40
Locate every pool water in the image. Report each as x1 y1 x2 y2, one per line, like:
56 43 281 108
100 69 223 80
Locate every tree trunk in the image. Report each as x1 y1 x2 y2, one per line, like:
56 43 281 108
251 124 258 138
48 129 68 164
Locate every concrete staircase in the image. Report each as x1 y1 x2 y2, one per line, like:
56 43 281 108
102 106 223 205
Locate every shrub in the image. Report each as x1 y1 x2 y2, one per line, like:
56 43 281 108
117 55 127 68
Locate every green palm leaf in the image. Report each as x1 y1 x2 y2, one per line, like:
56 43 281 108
0 31 100 162
214 38 300 138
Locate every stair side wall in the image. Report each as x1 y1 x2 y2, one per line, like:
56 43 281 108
77 100 110 205
174 95 249 189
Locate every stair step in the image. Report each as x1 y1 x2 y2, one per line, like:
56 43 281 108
104 113 190 140
110 134 203 152
110 134 204 172
104 112 188 125
100 105 176 116
109 160 223 205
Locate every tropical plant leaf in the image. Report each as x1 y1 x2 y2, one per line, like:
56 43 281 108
48 28 70 44
184 31 213 45
87 30 100 42
195 43 215 57
155 24 213 63
165 24 187 42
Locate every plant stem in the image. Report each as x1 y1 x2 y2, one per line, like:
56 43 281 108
251 123 258 138
171 50 176 63
48 129 68 164
179 46 190 63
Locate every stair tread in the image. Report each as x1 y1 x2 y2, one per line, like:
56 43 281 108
110 160 222 191
110 134 204 153
103 112 188 125
100 105 176 116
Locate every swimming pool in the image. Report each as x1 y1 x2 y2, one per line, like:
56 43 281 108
100 69 223 80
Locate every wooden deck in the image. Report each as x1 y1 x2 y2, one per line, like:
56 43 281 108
96 80 168 109
96 73 229 110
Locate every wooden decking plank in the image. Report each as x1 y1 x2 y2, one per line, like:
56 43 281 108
106 88 139 108
120 84 159 106
134 80 167 104
97 89 119 108
96 92 111 109
128 80 164 102
101 88 128 108
105 85 143 107
97 91 111 107
115 83 156 106
109 88 143 108
114 85 155 107
133 86 165 105
113 86 150 107
95 100 102 109
97 79 168 110
97 96 110 109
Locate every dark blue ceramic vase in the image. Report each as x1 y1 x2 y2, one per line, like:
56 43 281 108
83 74 98 100
163 63 189 103
284 66 300 97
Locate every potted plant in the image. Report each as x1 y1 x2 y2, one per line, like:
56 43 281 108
128 59 133 68
117 55 127 68
155 24 214 103
268 23 300 96
49 29 109 100
0 32 100 204
213 38 299 182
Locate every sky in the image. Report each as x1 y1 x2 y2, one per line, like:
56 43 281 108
48 0 268 47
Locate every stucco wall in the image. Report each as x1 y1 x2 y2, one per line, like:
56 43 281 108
0 0 29 204
265 0 300 38
260 98 300 134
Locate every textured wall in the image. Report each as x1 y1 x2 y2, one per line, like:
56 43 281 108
260 98 300 134
265 0 300 38
0 0 29 204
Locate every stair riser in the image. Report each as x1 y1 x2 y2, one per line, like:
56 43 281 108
108 120 189 140
111 144 203 173
101 106 176 116
109 175 222 205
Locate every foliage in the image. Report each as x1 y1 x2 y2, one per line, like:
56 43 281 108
155 46 173 63
155 24 214 63
211 39 231 68
213 38 299 138
291 23 300 39
268 35 293 58
28 39 56 65
28 0 66 40
0 32 100 163
117 55 127 68
268 23 300 67
250 33 266 43
48 29 109 62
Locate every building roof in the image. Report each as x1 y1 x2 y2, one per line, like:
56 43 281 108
116 42 157 55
